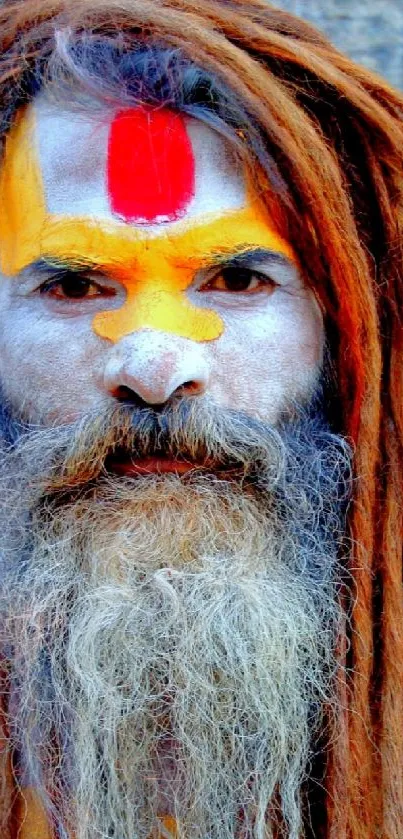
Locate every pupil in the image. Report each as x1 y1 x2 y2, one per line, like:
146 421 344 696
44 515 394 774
222 268 252 291
61 275 91 298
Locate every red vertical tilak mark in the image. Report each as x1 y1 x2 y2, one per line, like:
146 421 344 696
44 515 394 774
107 107 195 223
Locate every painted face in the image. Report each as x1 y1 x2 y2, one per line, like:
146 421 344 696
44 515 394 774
0 96 323 425
0 99 293 342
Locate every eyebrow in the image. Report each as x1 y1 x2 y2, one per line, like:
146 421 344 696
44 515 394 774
28 248 293 275
29 257 102 274
211 247 293 270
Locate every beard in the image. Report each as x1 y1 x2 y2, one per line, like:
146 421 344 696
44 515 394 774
0 396 350 839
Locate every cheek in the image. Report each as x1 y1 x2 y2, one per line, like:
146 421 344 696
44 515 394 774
208 292 324 421
0 306 107 422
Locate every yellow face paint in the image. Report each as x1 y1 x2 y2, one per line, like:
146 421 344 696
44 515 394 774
0 106 295 343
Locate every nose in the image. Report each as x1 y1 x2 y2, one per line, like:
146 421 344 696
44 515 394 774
103 330 210 406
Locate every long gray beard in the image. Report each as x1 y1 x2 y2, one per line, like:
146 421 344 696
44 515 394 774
0 400 350 839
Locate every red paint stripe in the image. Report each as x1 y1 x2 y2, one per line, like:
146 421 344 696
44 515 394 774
107 107 195 223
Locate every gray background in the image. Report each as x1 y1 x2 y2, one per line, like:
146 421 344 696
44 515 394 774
274 0 403 89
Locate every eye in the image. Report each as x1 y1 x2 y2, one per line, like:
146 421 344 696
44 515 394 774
202 266 276 293
40 272 115 300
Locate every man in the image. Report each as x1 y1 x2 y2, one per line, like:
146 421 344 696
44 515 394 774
0 1 401 837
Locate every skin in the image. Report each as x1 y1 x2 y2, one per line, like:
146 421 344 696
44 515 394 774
0 98 324 431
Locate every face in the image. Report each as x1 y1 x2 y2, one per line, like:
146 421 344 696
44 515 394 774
0 94 323 426
0 94 343 839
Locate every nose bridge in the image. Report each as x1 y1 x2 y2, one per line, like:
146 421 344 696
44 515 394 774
103 329 210 405
92 243 223 345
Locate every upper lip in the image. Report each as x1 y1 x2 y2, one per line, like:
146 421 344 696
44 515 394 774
105 452 215 475
103 451 247 478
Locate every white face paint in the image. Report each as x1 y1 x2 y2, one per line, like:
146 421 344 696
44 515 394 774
0 96 323 427
35 99 246 226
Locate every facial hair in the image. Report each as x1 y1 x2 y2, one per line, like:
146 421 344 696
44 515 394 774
0 398 350 839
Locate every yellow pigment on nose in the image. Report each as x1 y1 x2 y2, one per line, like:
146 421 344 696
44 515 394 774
0 106 295 344
93 243 224 343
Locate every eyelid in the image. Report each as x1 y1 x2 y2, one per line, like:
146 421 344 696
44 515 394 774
38 270 117 296
198 262 278 290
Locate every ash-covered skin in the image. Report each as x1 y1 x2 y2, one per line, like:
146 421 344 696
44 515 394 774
0 91 322 429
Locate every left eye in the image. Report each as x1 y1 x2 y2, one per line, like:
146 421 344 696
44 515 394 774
40 273 112 300
202 267 275 293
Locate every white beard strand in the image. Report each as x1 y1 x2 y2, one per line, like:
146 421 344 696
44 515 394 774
0 403 350 839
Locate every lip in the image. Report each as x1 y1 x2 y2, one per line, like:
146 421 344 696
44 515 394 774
107 455 207 476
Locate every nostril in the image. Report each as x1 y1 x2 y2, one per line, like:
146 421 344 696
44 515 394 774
174 380 203 397
112 386 150 408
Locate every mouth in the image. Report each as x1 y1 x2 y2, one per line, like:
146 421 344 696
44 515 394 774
104 450 250 480
106 453 216 476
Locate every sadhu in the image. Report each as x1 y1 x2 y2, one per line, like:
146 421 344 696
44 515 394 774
0 1 401 837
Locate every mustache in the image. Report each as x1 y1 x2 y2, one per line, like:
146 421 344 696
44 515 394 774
2 398 291 494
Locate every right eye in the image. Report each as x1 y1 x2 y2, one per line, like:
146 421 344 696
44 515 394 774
40 272 116 300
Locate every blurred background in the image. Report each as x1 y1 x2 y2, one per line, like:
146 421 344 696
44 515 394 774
274 0 403 89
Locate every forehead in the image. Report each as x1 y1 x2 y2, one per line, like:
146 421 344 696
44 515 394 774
33 96 247 230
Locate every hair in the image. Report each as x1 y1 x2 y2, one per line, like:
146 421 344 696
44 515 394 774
0 1 402 836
